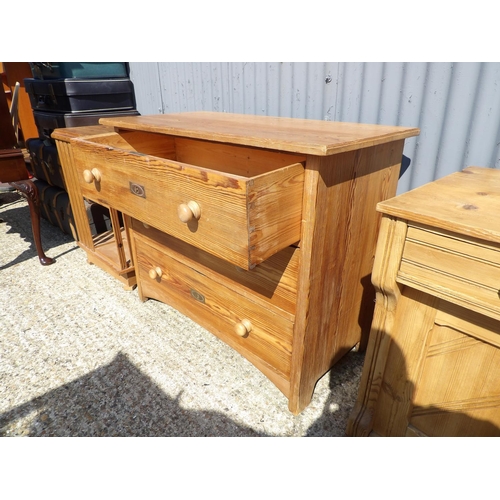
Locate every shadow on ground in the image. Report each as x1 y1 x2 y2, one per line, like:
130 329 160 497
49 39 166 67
0 193 77 270
0 352 267 437
0 350 365 437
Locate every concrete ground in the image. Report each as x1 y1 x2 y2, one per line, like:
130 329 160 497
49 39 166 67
0 191 365 437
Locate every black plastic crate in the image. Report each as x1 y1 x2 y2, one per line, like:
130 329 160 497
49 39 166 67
33 109 140 140
25 78 136 113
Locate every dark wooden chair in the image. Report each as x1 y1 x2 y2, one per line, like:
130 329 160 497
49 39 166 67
0 79 54 265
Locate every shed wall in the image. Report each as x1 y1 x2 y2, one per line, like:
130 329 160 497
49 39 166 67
129 62 500 194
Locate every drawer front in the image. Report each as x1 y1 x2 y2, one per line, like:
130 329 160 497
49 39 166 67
133 233 294 386
398 224 500 321
70 137 304 269
130 217 298 318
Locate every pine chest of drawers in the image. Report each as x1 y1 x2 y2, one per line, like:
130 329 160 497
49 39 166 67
347 167 500 435
67 112 418 414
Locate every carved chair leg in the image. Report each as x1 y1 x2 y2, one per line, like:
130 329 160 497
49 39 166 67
10 180 55 266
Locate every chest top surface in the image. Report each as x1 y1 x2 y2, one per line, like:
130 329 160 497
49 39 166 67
98 111 419 156
377 166 500 243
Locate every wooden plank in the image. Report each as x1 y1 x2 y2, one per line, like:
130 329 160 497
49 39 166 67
289 140 405 414
398 266 500 323
99 111 419 156
109 208 127 270
401 239 500 291
406 224 500 265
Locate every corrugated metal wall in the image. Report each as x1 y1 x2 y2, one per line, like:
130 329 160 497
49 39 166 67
129 62 500 194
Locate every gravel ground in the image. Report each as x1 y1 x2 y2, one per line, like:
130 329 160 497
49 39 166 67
0 192 365 437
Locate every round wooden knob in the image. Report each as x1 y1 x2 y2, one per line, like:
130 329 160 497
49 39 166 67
178 200 201 223
234 319 252 337
149 267 162 279
83 168 101 183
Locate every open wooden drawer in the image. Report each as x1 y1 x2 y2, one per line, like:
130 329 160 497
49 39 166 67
70 129 305 269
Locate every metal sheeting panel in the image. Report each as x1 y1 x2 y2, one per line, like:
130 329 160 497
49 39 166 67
129 62 500 194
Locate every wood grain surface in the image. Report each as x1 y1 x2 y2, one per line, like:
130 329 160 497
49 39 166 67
70 133 304 269
99 111 419 156
348 167 500 436
377 166 500 244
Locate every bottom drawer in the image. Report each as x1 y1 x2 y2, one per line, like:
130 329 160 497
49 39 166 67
133 232 294 393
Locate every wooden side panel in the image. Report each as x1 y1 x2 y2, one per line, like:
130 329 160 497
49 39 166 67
248 163 304 266
346 215 408 436
113 130 177 157
55 140 94 250
289 140 405 414
175 137 306 177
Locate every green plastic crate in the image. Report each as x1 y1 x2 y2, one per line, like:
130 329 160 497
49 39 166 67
29 62 128 80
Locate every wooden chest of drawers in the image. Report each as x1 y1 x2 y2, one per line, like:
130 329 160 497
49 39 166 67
64 112 418 414
347 167 500 435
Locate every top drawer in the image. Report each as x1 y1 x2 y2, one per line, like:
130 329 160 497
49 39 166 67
397 223 500 321
70 130 305 269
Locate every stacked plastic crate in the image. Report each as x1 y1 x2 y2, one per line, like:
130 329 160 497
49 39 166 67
23 62 139 238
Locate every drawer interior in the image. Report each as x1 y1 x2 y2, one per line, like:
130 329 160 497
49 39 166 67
87 129 306 178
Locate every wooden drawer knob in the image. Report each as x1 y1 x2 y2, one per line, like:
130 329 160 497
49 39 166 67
149 266 162 280
83 168 101 183
235 319 252 337
178 200 201 223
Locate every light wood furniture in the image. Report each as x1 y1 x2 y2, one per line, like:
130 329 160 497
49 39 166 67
65 112 418 414
347 166 500 436
52 125 136 289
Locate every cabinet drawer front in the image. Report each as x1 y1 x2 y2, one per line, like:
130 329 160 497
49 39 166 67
133 233 294 387
130 217 298 319
70 136 304 269
398 224 500 320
